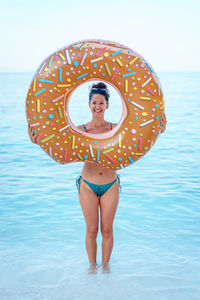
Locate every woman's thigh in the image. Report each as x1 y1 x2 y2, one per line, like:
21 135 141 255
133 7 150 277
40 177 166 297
99 181 120 230
78 179 100 228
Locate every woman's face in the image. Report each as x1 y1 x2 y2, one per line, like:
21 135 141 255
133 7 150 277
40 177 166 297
89 94 108 115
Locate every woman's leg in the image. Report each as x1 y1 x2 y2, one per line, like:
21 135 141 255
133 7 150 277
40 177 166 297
99 180 120 265
78 178 100 265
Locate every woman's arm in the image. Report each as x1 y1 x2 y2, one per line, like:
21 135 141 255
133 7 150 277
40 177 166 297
159 112 167 134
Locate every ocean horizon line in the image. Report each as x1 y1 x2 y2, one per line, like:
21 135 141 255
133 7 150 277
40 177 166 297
0 70 200 74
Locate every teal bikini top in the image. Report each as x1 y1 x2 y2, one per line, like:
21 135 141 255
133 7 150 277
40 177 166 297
83 123 112 132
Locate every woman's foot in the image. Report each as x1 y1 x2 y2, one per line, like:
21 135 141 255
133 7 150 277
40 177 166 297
102 263 111 273
88 263 99 274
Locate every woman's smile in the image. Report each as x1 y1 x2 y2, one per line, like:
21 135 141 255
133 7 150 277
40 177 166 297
94 109 102 113
90 94 108 115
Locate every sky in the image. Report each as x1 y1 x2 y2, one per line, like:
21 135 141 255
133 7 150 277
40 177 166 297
0 0 199 72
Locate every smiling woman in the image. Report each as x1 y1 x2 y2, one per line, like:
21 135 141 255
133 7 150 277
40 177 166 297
26 38 167 273
77 82 118 134
67 80 122 138
74 81 123 273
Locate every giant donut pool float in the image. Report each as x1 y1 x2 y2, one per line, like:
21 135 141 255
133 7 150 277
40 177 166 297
26 39 165 170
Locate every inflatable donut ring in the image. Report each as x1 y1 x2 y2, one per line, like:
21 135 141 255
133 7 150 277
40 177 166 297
26 39 165 171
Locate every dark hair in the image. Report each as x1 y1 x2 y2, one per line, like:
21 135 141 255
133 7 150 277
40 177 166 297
88 82 110 104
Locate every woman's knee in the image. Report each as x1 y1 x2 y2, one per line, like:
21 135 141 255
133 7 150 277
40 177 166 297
86 225 99 239
101 225 113 239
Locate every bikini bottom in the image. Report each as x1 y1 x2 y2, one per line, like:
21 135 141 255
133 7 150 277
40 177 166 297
76 174 121 198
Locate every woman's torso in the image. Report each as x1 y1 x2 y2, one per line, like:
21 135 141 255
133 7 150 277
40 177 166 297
80 122 117 184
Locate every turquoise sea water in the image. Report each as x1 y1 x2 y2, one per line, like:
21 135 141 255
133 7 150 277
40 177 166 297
0 72 200 300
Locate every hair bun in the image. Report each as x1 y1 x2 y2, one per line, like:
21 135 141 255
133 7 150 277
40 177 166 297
93 82 107 90
88 82 110 103
89 82 108 92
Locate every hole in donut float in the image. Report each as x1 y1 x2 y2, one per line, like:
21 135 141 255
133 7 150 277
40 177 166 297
65 78 128 139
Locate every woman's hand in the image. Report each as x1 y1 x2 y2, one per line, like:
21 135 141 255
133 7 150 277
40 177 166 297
159 112 167 134
28 124 38 144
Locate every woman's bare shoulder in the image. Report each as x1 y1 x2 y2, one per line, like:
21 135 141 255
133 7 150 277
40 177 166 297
77 125 84 130
112 123 118 129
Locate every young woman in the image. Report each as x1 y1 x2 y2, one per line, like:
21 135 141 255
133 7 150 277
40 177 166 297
28 82 167 274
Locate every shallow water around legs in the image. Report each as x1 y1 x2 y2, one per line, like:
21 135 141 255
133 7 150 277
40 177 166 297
0 72 200 299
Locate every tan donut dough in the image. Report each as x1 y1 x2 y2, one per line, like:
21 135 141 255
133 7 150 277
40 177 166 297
26 39 165 170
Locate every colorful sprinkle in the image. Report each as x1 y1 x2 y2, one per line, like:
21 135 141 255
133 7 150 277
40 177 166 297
72 136 75 149
111 50 123 56
140 119 154 127
118 134 121 148
64 149 68 160
90 57 103 63
74 61 79 67
116 58 123 67
96 47 107 56
147 87 155 95
80 53 87 66
125 79 128 92
128 157 134 163
58 107 62 118
49 146 52 157
131 101 144 110
111 69 119 81
59 68 62 82
105 63 111 76
145 62 154 73
34 88 46 97
76 73 88 80
41 134 55 143
89 144 94 157
30 122 40 127
59 125 69 132
141 77 152 88
129 56 138 65
103 148 114 154
140 97 151 100
36 99 40 112
105 155 117 164
52 94 64 103
79 42 87 50
33 79 36 92
122 72 136 77
139 138 142 150
65 49 71 64
39 79 54 84
48 56 54 67
59 53 65 61
37 133 42 142
97 149 100 161
77 153 83 160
